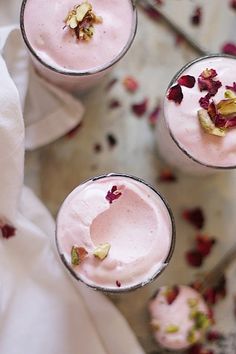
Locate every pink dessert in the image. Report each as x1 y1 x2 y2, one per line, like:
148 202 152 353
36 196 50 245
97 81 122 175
156 55 236 174
21 0 136 90
56 174 174 291
149 285 212 351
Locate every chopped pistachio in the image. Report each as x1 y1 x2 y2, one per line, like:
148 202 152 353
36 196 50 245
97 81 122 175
71 246 80 266
165 325 179 333
198 109 226 137
150 319 160 331
187 298 199 308
225 90 236 99
187 329 197 344
217 98 236 116
93 243 111 260
76 2 92 22
193 311 211 330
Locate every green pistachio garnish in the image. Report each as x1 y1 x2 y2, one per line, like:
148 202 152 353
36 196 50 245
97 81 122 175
187 329 197 344
193 311 211 330
65 1 102 41
71 245 88 266
187 298 199 308
225 90 236 99
150 319 160 331
198 109 226 137
217 98 236 116
93 243 111 260
165 325 179 333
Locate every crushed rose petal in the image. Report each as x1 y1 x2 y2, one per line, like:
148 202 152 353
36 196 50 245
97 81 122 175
93 143 102 153
199 93 211 109
226 82 236 93
148 103 161 127
109 99 121 109
116 280 121 287
191 6 202 26
165 285 180 305
106 185 122 204
167 84 183 104
221 42 236 56
178 75 196 88
106 133 117 148
188 344 214 354
186 250 203 267
196 235 216 256
203 275 227 305
158 168 177 182
206 330 224 342
0 222 16 239
123 76 139 93
131 98 148 117
182 207 205 230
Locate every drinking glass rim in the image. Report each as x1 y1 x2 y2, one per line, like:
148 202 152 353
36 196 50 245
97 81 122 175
55 172 176 294
164 53 236 170
20 0 137 77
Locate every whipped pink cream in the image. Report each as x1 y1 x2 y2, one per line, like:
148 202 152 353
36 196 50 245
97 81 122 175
23 0 134 72
56 175 173 291
164 56 236 168
149 285 211 350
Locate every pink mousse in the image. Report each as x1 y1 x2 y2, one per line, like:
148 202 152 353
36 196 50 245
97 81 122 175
164 56 236 167
56 175 173 290
149 285 210 350
23 0 134 72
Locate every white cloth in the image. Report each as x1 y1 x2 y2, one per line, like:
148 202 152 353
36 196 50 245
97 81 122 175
0 3 145 354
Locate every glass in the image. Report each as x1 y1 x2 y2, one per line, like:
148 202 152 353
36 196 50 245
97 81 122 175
20 0 137 91
55 173 176 293
156 54 236 175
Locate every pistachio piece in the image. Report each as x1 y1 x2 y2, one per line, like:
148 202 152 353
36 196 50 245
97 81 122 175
194 312 210 330
187 329 197 344
225 90 236 99
76 2 92 22
217 98 236 116
165 325 179 333
187 298 199 308
93 243 111 260
198 109 226 137
71 246 88 266
68 15 78 29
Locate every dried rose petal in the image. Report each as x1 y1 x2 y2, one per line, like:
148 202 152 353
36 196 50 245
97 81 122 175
178 75 196 88
206 330 224 342
186 250 203 267
93 143 102 153
187 344 203 354
226 82 236 93
203 287 217 305
198 77 222 96
199 93 211 109
0 223 16 239
116 280 121 287
158 168 177 182
182 207 205 230
148 103 161 127
105 78 118 91
190 280 203 292
167 84 183 104
191 6 202 26
131 98 148 117
203 276 227 305
196 235 216 257
230 0 236 10
106 185 122 204
106 133 117 148
123 76 139 93
221 42 236 56
66 122 83 138
165 285 180 305
109 99 121 109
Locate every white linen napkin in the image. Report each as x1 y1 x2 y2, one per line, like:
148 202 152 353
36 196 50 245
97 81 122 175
1 25 84 150
0 29 145 354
